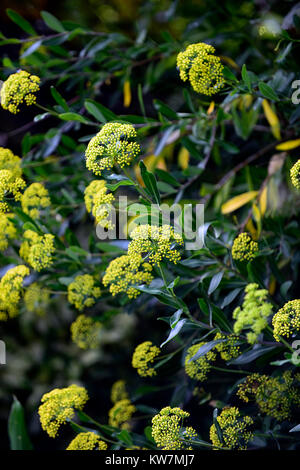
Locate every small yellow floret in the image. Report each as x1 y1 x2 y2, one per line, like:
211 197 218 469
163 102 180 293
21 183 51 219
66 432 107 450
1 70 40 113
132 341 161 377
231 232 258 262
68 274 101 311
70 314 102 349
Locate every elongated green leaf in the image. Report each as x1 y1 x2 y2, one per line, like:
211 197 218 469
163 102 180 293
8 397 33 450
160 319 186 348
208 271 224 295
189 339 225 362
59 112 89 124
230 345 277 365
258 82 279 101
6 9 37 35
139 161 161 204
41 11 65 33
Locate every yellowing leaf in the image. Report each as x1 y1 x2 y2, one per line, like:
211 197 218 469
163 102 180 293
207 101 215 115
221 191 258 214
245 219 257 240
262 99 281 140
178 147 189 170
123 80 131 108
252 203 262 237
134 154 166 186
259 186 267 216
269 277 276 295
220 56 239 70
275 139 300 151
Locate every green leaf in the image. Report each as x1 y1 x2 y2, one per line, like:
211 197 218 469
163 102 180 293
230 345 277 365
8 397 33 450
6 9 37 35
116 430 133 446
189 339 224 362
59 112 90 124
41 11 65 33
208 271 224 295
20 40 42 58
258 82 279 101
51 86 69 112
84 99 117 123
139 161 161 204
241 64 251 92
160 319 186 348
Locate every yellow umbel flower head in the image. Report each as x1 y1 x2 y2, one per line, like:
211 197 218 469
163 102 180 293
1 70 40 114
185 342 217 381
0 213 16 251
70 314 102 349
110 380 129 404
85 122 140 175
231 232 258 262
177 43 224 96
290 160 300 190
66 432 108 450
21 183 51 219
0 169 26 213
68 274 101 311
0 265 30 321
38 384 89 438
0 147 22 178
152 407 197 450
108 399 136 430
19 230 55 271
103 254 153 299
84 179 115 229
272 299 300 342
209 407 253 450
214 332 241 361
233 283 272 344
237 372 300 421
132 341 161 377
24 282 50 316
128 224 184 266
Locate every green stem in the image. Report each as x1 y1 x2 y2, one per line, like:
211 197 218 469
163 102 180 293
211 365 252 375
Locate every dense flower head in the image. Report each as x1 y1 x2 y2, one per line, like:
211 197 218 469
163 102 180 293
152 407 197 450
24 282 50 316
0 147 22 178
185 342 217 382
132 341 161 377
0 213 16 251
272 300 300 342
85 122 140 175
290 160 300 190
38 384 89 438
103 254 153 299
67 274 101 311
19 230 55 271
70 314 102 349
0 70 40 114
66 432 107 450
84 179 115 229
231 232 258 262
21 183 51 219
108 399 136 429
0 169 26 213
233 283 272 344
237 372 300 421
209 407 253 450
128 224 184 266
214 332 241 361
177 43 224 96
111 380 129 404
0 265 30 321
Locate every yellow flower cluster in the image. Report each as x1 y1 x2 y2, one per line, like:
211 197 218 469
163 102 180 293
111 380 128 404
20 230 55 271
132 341 161 377
0 265 29 321
85 122 140 175
290 160 300 189
67 274 101 311
214 332 241 361
103 254 153 299
24 282 50 316
231 232 258 262
233 283 272 344
108 398 136 430
0 169 26 213
272 299 300 342
38 384 89 438
152 407 197 450
84 180 115 229
21 183 51 219
177 43 224 96
209 407 253 450
0 147 22 178
237 372 300 421
185 342 217 382
0 213 16 251
0 70 40 114
70 314 102 349
128 224 184 266
67 432 108 451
